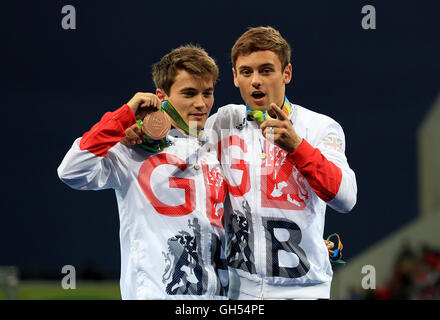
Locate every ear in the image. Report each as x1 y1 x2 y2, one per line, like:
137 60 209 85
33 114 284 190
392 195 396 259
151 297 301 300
156 88 167 101
283 63 292 85
232 67 239 88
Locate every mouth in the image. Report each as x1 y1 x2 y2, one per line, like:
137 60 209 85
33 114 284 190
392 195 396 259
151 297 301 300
251 91 266 103
188 113 207 120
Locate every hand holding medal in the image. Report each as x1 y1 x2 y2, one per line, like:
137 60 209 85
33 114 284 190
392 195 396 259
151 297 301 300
123 92 170 147
122 96 196 152
126 92 162 120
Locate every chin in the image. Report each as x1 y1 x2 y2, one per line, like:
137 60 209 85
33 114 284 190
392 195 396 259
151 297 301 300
197 121 207 131
247 104 269 111
187 119 206 131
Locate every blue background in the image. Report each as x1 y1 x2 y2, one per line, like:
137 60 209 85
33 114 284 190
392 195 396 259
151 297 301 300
1 1 439 279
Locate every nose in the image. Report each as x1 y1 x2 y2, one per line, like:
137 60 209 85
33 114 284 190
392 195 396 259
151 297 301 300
251 73 261 88
193 94 207 111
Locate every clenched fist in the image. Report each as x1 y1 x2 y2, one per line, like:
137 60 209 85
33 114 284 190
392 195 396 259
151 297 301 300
121 122 144 146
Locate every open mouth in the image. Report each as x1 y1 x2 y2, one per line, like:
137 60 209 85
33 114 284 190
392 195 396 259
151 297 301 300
251 91 266 100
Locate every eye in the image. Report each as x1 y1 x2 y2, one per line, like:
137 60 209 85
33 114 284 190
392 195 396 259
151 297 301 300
182 92 196 97
240 69 252 77
261 68 273 74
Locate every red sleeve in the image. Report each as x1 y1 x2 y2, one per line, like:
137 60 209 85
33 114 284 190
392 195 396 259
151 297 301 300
286 139 342 202
79 104 137 157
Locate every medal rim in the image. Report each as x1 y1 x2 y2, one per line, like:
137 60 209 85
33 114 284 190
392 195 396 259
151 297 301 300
142 111 171 140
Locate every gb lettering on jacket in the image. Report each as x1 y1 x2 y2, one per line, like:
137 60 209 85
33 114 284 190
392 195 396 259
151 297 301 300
216 134 311 209
138 149 227 228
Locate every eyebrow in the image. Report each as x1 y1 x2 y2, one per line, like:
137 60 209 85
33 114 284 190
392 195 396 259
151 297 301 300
180 87 214 93
238 63 275 70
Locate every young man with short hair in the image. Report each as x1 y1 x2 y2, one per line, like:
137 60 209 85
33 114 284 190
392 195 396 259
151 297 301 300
205 26 357 299
58 45 228 299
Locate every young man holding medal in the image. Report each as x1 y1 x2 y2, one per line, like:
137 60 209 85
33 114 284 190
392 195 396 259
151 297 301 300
204 26 358 299
57 45 229 299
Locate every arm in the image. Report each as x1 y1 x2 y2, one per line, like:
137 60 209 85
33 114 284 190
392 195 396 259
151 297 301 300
58 93 161 190
286 120 357 213
57 104 136 190
261 104 357 213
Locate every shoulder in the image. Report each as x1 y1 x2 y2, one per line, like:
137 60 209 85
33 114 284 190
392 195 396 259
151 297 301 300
215 104 246 119
295 104 344 130
295 104 335 125
294 104 346 143
206 103 246 129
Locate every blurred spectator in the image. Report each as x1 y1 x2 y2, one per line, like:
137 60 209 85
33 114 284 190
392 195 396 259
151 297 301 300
81 260 106 281
349 242 440 300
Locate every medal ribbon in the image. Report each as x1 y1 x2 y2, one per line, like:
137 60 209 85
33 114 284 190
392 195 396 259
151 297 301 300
326 233 347 265
161 100 198 136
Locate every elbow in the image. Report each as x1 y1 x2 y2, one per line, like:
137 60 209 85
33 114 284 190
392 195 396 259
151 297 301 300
57 163 69 184
338 195 357 213
329 169 357 213
328 184 357 214
57 164 76 189
57 163 87 190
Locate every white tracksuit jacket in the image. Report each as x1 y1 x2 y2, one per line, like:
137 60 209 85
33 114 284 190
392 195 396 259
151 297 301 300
57 104 228 300
204 101 357 299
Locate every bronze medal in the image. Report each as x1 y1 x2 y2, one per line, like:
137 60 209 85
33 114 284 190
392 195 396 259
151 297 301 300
142 111 171 140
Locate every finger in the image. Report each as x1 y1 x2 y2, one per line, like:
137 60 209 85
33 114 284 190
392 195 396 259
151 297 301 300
260 118 282 132
120 137 130 146
123 135 137 145
132 123 142 135
147 95 161 109
139 98 152 109
134 129 144 144
126 127 142 144
262 130 282 144
270 103 288 121
262 126 274 138
132 122 145 143
263 127 285 137
154 96 162 109
325 240 335 249
129 133 143 144
137 94 158 109
121 136 137 146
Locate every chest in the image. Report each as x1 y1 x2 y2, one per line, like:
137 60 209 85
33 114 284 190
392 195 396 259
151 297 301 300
130 141 227 227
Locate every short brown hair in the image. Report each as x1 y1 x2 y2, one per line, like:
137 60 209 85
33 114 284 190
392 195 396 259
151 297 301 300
231 26 291 70
152 45 219 95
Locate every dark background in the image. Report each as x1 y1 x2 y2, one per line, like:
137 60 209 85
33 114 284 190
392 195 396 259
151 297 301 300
1 1 438 279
